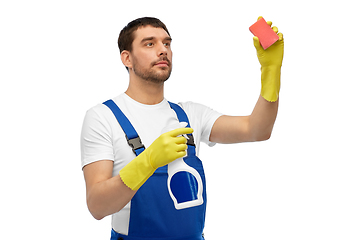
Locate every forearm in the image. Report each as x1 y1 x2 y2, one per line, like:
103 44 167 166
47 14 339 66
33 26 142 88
249 62 281 141
249 94 278 141
87 175 136 220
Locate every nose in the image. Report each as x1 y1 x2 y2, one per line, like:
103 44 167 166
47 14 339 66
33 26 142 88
158 43 168 57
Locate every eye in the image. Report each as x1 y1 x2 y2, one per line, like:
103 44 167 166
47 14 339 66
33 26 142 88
164 42 171 48
146 42 154 47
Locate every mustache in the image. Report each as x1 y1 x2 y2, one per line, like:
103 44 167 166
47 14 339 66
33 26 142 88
152 56 171 66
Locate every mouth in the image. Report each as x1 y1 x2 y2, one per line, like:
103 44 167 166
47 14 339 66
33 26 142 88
154 61 169 67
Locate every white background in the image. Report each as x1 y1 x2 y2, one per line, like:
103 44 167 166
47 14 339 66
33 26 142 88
1 0 359 239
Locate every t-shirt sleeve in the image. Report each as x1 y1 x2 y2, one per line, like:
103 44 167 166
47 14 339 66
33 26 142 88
181 102 222 147
80 106 114 169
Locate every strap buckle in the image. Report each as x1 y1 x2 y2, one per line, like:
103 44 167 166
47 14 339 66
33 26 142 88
126 136 145 154
187 134 195 147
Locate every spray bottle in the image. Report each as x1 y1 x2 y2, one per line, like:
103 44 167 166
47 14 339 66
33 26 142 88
162 122 203 210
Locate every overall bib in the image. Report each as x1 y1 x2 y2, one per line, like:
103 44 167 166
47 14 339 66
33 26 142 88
103 100 206 240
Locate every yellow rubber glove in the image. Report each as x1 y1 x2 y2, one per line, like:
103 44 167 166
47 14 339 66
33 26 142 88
253 16 284 102
120 127 194 191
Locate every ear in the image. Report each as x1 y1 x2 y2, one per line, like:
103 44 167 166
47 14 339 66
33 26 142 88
121 50 132 69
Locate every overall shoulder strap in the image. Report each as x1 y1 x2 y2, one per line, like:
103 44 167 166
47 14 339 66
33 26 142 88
103 99 145 156
168 101 196 156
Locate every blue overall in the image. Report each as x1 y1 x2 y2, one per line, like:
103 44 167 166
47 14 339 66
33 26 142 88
103 100 206 240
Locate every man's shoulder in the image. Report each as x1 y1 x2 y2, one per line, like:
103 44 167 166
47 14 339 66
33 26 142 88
178 101 222 124
85 94 124 116
178 101 204 110
178 101 213 114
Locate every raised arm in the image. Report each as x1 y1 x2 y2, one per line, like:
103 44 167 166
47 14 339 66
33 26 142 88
210 17 284 144
209 96 278 143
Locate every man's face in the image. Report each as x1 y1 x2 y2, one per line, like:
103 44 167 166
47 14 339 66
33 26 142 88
129 26 172 83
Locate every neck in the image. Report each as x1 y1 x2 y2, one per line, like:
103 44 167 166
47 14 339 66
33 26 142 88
125 75 165 105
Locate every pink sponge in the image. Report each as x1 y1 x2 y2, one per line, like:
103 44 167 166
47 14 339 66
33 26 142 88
249 17 279 50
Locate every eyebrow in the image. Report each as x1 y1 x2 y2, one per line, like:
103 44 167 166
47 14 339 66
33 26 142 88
140 36 172 43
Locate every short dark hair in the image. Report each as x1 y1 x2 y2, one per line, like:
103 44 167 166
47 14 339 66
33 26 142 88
118 17 171 54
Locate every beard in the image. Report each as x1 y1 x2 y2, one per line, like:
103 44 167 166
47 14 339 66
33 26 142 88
132 56 172 83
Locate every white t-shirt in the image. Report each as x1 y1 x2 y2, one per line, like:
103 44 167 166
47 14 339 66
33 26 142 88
80 93 222 234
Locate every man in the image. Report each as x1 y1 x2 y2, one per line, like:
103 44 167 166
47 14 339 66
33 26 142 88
81 17 284 240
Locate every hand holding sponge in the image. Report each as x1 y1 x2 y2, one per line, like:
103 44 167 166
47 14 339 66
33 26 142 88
250 17 284 102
